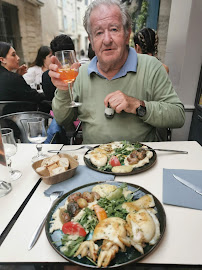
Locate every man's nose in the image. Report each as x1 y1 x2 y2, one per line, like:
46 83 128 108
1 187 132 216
103 30 112 44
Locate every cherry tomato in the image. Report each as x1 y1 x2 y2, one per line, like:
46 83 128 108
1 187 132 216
62 221 86 237
109 156 121 167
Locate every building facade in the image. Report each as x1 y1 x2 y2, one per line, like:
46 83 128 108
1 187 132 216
41 0 93 58
0 0 92 65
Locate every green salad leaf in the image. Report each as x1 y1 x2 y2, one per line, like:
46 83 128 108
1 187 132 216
60 235 84 257
78 207 98 232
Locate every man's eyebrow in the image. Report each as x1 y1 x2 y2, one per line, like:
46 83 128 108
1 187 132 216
93 26 103 32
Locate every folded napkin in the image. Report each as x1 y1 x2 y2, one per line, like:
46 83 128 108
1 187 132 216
163 168 202 210
44 165 115 196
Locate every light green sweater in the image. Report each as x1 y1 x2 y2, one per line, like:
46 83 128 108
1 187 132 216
52 54 185 144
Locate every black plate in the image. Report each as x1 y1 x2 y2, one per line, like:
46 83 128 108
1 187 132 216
45 181 166 268
84 144 157 176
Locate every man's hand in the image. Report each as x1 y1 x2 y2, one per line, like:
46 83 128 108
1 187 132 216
17 64 27 75
48 56 81 91
48 56 69 90
104 90 142 114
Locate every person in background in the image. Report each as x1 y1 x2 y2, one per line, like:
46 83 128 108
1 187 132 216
42 35 77 144
42 35 75 101
79 49 90 65
49 0 185 144
23 45 52 92
0 41 50 113
134 27 169 73
87 43 95 60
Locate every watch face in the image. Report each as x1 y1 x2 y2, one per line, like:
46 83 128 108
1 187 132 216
137 105 146 117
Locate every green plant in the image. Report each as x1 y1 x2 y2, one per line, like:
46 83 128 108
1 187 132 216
135 0 149 33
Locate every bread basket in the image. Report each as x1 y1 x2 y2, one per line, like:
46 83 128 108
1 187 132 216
32 153 79 185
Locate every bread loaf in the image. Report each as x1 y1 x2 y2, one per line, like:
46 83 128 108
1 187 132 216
41 155 60 167
58 157 69 169
50 166 66 176
47 163 58 175
37 155 71 177
36 166 49 176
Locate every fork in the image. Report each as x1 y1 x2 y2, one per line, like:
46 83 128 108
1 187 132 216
28 191 63 250
48 145 94 153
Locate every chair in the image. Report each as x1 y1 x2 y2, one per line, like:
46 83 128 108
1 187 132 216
70 120 83 145
0 111 54 143
156 127 172 141
0 101 40 116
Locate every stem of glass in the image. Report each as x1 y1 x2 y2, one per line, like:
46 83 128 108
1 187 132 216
36 144 42 157
68 82 74 104
7 158 14 175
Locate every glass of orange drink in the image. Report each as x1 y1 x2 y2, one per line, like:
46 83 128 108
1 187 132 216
55 50 81 107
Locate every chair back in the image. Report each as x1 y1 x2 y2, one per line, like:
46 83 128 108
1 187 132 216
0 101 39 116
0 111 53 143
156 127 172 141
70 120 83 145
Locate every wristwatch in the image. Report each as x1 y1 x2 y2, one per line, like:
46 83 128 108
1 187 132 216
136 100 146 117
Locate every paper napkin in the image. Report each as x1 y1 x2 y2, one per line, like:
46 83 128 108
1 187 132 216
44 165 115 196
163 168 202 210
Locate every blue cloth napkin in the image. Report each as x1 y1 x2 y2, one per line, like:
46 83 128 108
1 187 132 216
163 168 202 210
44 165 115 196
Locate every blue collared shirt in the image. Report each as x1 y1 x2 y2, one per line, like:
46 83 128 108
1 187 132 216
88 47 138 80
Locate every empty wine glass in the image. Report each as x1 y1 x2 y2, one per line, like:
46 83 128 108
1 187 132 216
0 128 12 197
55 50 81 108
1 128 22 181
26 117 48 162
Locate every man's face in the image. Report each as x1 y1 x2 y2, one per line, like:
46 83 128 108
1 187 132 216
89 4 131 69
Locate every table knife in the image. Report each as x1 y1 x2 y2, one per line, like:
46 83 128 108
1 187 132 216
134 148 188 154
173 174 202 196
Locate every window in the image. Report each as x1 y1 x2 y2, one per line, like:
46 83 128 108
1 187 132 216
77 7 81 24
72 18 75 32
85 0 88 5
57 0 62 7
58 8 63 30
0 2 23 61
63 0 67 8
64 15 68 30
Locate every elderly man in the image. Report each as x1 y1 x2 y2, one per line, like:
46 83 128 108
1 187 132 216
49 0 185 144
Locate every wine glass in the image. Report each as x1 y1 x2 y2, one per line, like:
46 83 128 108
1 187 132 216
0 129 12 197
26 117 48 162
55 50 81 108
1 128 22 181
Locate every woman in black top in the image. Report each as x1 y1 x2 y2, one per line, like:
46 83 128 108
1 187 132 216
0 41 50 114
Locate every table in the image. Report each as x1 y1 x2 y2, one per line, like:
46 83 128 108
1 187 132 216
0 141 202 268
0 143 63 242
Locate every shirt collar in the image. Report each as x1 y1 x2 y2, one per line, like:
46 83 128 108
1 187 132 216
88 47 137 80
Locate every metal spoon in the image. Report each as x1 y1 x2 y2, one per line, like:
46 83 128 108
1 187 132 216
28 191 63 250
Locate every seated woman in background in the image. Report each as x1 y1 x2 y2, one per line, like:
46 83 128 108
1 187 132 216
0 41 50 113
134 27 169 73
23 45 52 92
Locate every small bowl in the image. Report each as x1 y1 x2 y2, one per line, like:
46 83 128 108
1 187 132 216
32 153 79 185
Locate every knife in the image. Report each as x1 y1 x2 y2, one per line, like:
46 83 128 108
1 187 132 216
173 174 202 196
134 148 188 154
